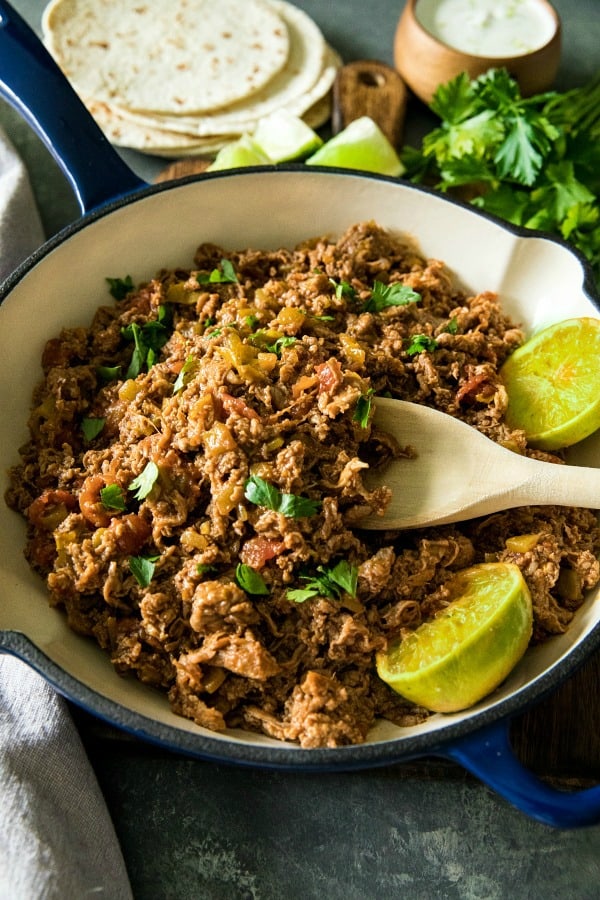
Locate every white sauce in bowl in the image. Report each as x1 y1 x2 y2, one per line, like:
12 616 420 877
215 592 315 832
415 0 557 57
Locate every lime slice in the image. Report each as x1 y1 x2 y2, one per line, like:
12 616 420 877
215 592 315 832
376 562 533 712
207 135 271 171
305 116 405 176
500 317 600 450
253 110 323 162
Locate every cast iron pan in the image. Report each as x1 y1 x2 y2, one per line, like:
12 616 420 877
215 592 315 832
1 1 600 827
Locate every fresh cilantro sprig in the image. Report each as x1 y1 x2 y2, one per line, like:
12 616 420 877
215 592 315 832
196 258 238 285
249 331 298 356
402 67 600 286
129 554 160 588
100 483 126 511
363 281 421 312
244 474 321 518
106 275 134 300
406 334 439 356
81 416 105 442
329 276 357 301
121 305 173 379
173 355 197 393
129 461 159 500
353 389 374 428
236 563 269 595
288 560 358 603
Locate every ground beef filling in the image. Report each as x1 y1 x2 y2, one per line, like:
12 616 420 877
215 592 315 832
6 222 600 748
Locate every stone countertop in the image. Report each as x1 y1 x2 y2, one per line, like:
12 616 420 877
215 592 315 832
2 1 600 897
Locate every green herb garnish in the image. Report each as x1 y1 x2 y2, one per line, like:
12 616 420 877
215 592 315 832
406 334 439 355
96 365 121 383
329 277 357 301
244 314 260 330
288 560 359 603
129 554 160 588
121 305 173 379
128 461 159 500
197 258 238 285
353 389 374 428
106 275 134 300
249 331 297 356
363 281 421 312
81 417 105 442
235 563 270 595
244 474 321 518
402 67 600 288
173 355 197 393
100 483 126 511
266 336 297 356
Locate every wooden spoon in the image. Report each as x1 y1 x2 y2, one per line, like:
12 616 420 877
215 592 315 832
361 397 600 529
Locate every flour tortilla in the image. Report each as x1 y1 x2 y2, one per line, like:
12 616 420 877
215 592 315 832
42 0 290 115
103 1 334 136
87 90 333 158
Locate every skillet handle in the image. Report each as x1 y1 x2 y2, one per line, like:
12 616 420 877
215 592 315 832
0 1 147 213
438 718 600 829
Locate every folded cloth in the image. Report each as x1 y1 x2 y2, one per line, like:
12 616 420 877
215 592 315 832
0 126 133 900
0 126 44 281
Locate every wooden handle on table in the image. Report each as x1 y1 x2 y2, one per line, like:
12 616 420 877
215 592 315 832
332 59 408 147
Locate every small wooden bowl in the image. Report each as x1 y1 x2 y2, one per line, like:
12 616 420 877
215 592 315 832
394 0 561 104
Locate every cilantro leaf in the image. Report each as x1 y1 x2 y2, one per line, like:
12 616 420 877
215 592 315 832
197 258 238 284
266 336 297 356
363 281 421 312
429 71 478 124
288 559 358 603
106 275 134 300
244 474 321 518
403 68 600 287
493 113 546 186
406 334 439 356
129 461 159 500
100 483 126 511
129 554 160 588
96 365 121 383
235 563 269 595
121 305 173 379
173 355 197 393
81 417 105 442
249 331 298 356
329 277 357 301
353 389 373 428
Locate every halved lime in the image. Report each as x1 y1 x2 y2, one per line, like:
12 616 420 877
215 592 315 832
376 562 533 713
500 317 600 450
305 116 405 176
252 110 323 162
207 135 271 171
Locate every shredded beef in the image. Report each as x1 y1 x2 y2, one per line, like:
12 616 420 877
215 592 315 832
5 221 600 747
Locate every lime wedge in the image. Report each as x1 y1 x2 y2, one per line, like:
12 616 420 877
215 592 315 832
500 317 600 450
207 135 271 171
376 562 533 713
253 110 323 162
305 116 405 176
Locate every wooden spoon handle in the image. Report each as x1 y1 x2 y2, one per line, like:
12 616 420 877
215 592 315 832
332 59 408 147
519 456 600 511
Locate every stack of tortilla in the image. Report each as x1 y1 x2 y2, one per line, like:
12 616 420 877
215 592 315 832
41 0 341 157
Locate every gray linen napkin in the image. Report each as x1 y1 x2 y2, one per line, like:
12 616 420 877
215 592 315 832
0 126 133 900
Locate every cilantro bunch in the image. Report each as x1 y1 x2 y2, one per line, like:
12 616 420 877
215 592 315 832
402 68 600 287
